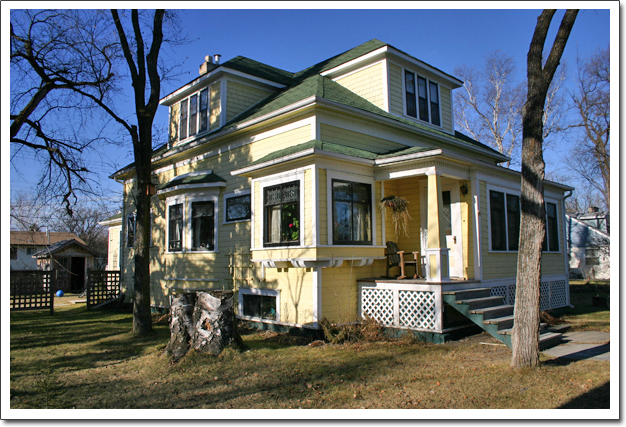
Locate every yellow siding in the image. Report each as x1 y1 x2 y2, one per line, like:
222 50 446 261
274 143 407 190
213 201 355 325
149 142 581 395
335 62 385 109
261 268 314 325
319 124 405 154
169 102 180 144
226 81 273 122
318 169 328 245
209 82 221 130
107 226 121 271
440 86 453 134
321 261 385 323
388 63 404 115
304 169 314 247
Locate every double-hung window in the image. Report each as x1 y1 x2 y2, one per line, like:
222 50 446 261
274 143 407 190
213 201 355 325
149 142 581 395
429 81 440 126
332 180 372 245
404 69 441 127
126 213 136 248
191 201 214 251
264 181 300 247
543 202 560 252
489 190 520 251
168 203 184 252
177 88 211 142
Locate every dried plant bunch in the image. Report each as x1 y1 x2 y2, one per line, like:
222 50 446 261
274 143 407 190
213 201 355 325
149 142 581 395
378 195 411 238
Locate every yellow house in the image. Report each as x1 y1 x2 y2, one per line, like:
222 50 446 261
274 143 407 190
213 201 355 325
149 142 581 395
110 40 572 344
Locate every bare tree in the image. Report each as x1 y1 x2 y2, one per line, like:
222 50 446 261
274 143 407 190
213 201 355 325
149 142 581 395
454 51 525 167
512 9 578 369
10 10 116 212
51 205 112 258
567 47 610 209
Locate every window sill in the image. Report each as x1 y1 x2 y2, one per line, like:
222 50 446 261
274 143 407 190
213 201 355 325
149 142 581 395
165 250 220 254
223 219 252 225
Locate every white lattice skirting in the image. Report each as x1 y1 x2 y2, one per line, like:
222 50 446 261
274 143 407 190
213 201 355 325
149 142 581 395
489 278 568 311
361 286 439 331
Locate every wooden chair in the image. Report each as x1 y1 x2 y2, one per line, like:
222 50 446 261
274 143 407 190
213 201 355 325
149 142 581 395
385 241 420 279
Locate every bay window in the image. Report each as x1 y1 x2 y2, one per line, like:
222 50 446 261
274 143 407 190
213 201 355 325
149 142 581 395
191 201 214 251
332 180 372 245
264 181 300 247
168 203 184 252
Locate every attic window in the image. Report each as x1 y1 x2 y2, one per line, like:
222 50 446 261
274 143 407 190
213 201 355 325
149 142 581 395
174 87 213 143
404 70 441 127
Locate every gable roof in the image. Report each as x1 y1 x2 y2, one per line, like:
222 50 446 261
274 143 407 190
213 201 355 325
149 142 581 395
10 231 86 247
32 239 98 258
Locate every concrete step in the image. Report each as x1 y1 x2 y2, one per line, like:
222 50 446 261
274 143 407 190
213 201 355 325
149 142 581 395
457 295 505 310
470 304 514 320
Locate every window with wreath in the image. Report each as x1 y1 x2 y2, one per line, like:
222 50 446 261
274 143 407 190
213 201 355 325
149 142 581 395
332 180 372 245
168 203 184 252
191 201 214 251
264 181 300 247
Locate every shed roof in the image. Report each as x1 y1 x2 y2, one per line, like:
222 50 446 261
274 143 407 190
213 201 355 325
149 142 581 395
32 239 98 258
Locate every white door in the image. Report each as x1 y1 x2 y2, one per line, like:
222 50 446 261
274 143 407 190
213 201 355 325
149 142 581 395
441 185 464 278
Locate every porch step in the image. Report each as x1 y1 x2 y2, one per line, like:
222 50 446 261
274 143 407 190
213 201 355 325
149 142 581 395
455 295 505 310
442 290 563 350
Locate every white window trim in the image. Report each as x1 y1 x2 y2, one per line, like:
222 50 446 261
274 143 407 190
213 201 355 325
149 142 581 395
256 170 306 250
326 170 377 247
486 184 562 254
165 190 220 254
401 67 442 129
175 84 214 145
223 189 252 224
238 287 280 322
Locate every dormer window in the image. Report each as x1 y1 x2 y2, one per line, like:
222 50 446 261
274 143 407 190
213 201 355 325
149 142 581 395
176 87 212 143
405 70 441 127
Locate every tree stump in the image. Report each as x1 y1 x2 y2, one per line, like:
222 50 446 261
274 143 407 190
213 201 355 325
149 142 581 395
165 293 196 361
191 290 247 355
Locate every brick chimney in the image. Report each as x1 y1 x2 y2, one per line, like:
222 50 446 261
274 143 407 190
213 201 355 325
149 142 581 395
199 54 222 75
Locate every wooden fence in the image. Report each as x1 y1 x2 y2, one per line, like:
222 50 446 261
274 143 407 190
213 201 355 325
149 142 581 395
10 270 55 315
86 270 121 310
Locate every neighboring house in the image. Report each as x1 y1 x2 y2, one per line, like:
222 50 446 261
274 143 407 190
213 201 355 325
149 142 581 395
99 212 123 271
566 208 610 280
110 39 572 340
10 231 86 270
32 239 98 293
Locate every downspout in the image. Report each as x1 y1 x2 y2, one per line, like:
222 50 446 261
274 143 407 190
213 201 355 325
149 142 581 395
562 190 574 308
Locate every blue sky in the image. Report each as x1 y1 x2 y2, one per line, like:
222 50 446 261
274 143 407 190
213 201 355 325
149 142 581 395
6 4 615 212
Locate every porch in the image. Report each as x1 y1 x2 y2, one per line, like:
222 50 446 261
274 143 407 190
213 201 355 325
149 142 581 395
357 275 570 346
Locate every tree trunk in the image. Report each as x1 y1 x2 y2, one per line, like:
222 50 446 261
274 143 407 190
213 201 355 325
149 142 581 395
166 290 246 361
165 293 196 361
192 291 247 355
511 9 577 368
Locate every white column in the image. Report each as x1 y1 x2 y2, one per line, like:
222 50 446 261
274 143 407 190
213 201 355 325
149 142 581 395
425 171 450 282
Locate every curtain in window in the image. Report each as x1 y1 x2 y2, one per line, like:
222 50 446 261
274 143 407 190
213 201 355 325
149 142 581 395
169 204 183 251
192 201 214 250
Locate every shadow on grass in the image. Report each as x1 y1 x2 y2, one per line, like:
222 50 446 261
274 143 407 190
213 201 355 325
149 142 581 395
558 381 610 409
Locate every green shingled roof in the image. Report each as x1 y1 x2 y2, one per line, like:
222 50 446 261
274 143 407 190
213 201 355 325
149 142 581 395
158 171 227 191
242 139 439 172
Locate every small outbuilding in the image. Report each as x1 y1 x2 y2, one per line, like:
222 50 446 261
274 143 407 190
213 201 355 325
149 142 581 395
32 239 99 293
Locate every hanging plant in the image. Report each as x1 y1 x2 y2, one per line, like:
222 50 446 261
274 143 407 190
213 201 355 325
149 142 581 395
378 195 411 238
